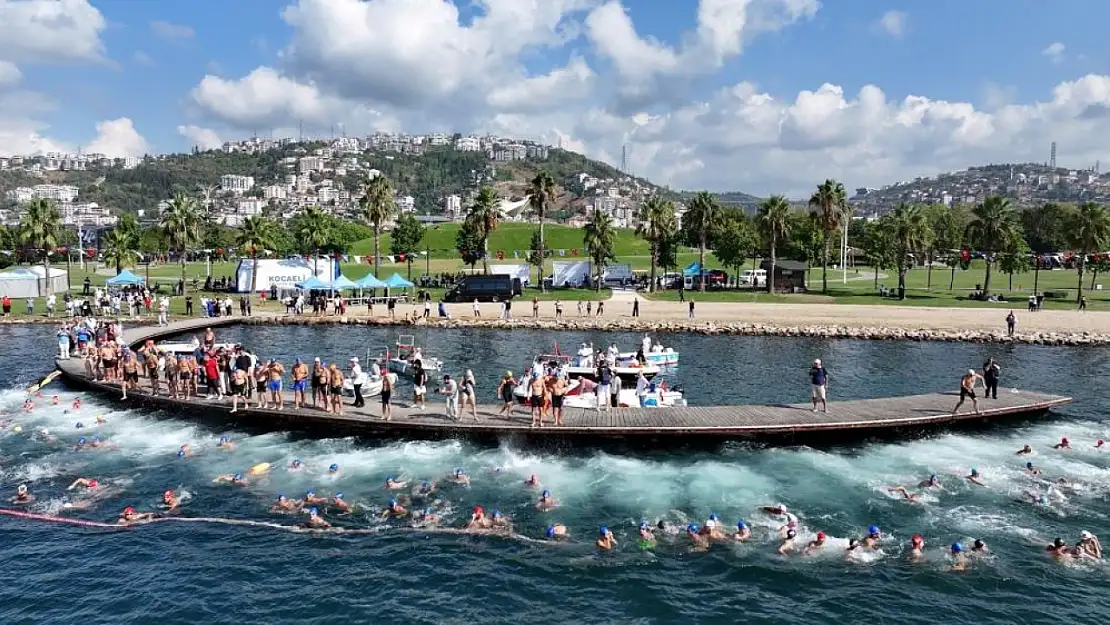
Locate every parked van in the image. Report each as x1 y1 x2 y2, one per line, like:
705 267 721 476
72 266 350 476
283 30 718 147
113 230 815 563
738 269 767 287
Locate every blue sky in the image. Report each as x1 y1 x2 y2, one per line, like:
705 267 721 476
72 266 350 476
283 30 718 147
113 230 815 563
4 0 1110 193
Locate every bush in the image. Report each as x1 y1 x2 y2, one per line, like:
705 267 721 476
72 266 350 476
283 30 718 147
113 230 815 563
1043 290 1069 299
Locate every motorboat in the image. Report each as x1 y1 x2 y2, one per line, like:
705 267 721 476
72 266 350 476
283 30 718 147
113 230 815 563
513 354 684 408
342 373 384 398
618 335 679 367
387 335 444 379
566 343 661 381
156 341 238 358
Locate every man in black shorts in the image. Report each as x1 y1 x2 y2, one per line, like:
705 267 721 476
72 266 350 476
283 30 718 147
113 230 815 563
982 358 1001 400
952 369 983 416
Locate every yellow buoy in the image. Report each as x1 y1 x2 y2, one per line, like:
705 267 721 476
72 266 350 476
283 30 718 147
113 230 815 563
248 462 271 476
12 425 23 433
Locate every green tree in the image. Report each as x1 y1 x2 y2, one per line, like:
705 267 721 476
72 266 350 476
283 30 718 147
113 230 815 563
997 232 1032 292
101 226 140 275
965 196 1019 296
924 204 964 290
18 198 63 296
783 212 824 269
1089 255 1110 291
293 206 332 276
683 191 721 292
455 217 484 273
160 193 203 295
1068 202 1110 303
807 178 847 293
861 220 896 290
1021 202 1072 254
583 206 616 291
712 213 756 289
360 175 395 277
635 196 677 292
465 186 500 274
757 195 792 293
526 171 556 290
390 212 426 280
236 216 278 294
526 229 544 275
883 203 931 299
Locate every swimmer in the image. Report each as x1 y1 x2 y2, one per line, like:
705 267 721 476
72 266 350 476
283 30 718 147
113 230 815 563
1045 537 1070 560
966 468 986 487
118 506 155 525
778 511 800 537
1025 461 1042 476
75 421 84 429
638 522 656 548
908 535 926 561
466 505 490 529
72 398 81 410
288 458 303 471
862 525 882 549
22 399 33 411
845 538 862 560
272 494 300 512
918 474 943 490
177 444 192 458
212 472 248 485
950 542 968 571
1097 439 1105 450
332 493 352 514
162 489 180 511
67 478 100 491
888 485 922 502
328 463 340 476
95 415 106 425
734 521 752 542
777 529 798 555
536 489 558 511
804 531 828 555
490 509 509 529
1016 444 1033 455
1053 437 1071 450
971 539 990 556
760 503 790 516
597 526 617 551
381 498 407 519
700 514 727 541
524 474 541 488
413 508 439 526
414 481 436 497
451 468 470 486
74 436 88 451
88 435 115 449
216 435 235 450
51 395 59 405
10 484 34 505
546 524 569 540
303 490 327 506
384 476 409 490
303 507 331 529
1078 531 1102 559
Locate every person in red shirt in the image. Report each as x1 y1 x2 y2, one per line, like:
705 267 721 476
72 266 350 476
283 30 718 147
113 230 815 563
1 295 10 317
203 354 221 399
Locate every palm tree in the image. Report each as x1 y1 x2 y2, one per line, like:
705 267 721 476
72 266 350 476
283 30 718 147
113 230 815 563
360 175 395 278
526 171 556 290
466 186 500 274
884 203 931 299
18 198 63 296
757 195 792 294
808 179 847 293
583 206 616 291
237 216 277 294
965 196 1018 296
160 193 203 296
1068 202 1110 303
684 191 721 292
294 205 332 276
636 196 677 292
102 226 139 275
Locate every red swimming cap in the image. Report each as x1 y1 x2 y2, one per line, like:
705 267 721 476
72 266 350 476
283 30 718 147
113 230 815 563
1062 437 1069 443
912 534 924 545
164 489 174 498
123 506 135 515
473 506 484 515
88 480 99 488
816 531 826 541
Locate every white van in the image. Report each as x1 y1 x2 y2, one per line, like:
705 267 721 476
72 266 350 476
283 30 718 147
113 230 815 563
738 269 766 287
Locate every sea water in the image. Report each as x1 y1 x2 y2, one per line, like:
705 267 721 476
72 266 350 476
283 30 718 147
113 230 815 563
0 324 1108 624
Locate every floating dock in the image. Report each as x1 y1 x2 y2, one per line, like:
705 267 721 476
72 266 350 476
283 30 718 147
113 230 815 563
52 317 1072 444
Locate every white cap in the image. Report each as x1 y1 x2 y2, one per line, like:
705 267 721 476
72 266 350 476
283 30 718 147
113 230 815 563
968 369 975 375
1081 530 1094 539
314 357 320 362
350 357 359 363
813 359 821 366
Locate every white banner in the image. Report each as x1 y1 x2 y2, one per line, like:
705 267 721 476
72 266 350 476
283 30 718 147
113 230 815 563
235 257 334 292
551 261 591 287
489 264 530 286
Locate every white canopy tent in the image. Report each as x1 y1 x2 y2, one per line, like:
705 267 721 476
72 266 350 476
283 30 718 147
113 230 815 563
235 257 336 293
488 264 530 286
0 266 68 298
551 261 591 288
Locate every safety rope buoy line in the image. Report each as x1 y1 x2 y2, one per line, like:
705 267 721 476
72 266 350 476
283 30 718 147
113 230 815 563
0 508 125 529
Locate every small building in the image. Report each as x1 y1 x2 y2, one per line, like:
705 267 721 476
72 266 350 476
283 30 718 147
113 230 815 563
761 259 807 293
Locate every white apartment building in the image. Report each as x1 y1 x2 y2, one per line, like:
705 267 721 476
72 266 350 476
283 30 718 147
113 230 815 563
366 168 382 180
5 184 80 203
455 136 481 151
236 198 265 215
396 195 416 213
299 156 325 173
122 156 141 169
444 194 462 218
319 187 340 204
262 185 287 200
63 202 116 228
427 133 450 146
220 174 255 194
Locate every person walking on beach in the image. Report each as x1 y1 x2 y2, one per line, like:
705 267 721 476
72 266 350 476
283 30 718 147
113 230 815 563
688 299 695 320
473 299 481 318
983 358 1001 400
1005 311 1016 337
632 297 639 317
504 298 512 320
809 359 829 413
577 300 584 317
1079 295 1088 311
555 300 563 320
440 375 459 420
952 369 984 416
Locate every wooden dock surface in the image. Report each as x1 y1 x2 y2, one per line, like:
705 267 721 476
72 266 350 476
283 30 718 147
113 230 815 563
49 317 1073 442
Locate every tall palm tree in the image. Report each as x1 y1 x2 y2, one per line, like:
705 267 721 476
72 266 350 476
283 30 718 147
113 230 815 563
160 193 203 296
18 198 63 296
583 206 616 291
808 179 847 293
885 203 931 299
360 175 395 277
636 196 677 292
102 226 140 275
466 186 500 274
526 171 556 290
1068 201 1110 303
684 191 721 292
237 216 277 294
965 196 1018 296
294 205 332 276
757 195 792 294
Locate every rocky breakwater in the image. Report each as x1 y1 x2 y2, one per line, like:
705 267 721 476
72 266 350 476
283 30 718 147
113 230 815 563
240 315 1110 346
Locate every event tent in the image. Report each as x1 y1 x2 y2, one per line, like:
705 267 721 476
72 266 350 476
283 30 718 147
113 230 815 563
296 275 329 290
106 269 145 286
330 275 358 290
0 267 69 298
383 273 414 288
354 274 387 289
682 262 702 276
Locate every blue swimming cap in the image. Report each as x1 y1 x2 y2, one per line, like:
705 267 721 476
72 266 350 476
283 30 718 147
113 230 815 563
423 508 431 516
306 490 315 496
292 458 301 466
951 542 963 554
971 467 979 476
546 525 556 538
421 481 430 488
335 493 344 499
492 509 501 518
737 520 748 530
1026 461 1034 469
709 513 719 521
177 449 186 457
75 422 83 428
1039 495 1049 505
455 467 464 475
329 464 338 472
600 525 609 536
277 494 285 500
688 523 699 533
542 489 551 497
92 435 101 442
220 436 229 443
78 437 86 445
389 498 398 507
308 507 318 515
869 525 880 536
640 521 649 529
386 476 394 482
930 474 937 481
234 473 243 480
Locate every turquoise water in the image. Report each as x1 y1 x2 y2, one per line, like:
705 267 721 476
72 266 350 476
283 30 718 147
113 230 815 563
1 324 1108 624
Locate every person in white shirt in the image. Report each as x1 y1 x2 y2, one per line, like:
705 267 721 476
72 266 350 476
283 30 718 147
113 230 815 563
472 299 480 317
158 297 169 326
635 371 650 407
440 375 459 420
349 357 366 408
46 293 56 317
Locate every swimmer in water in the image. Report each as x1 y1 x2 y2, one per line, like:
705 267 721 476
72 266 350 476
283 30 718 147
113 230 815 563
971 539 989 556
95 415 106 425
734 521 752 542
908 535 926 561
1045 537 1070 560
10 484 34 505
804 531 828 555
1078 531 1102 559
328 463 340 476
288 458 303 471
74 437 89 451
88 435 116 449
72 398 81 410
162 489 180 511
177 444 192 458
22 399 33 411
381 498 407 519
966 468 986 487
216 435 235 450
845 538 862 560
597 526 617 551
1025 461 1042 476
1016 444 1034 456
524 474 541 488
699 514 727 541
212 472 248 485
760 503 790 516
466 505 490 529
918 474 943 490
332 493 352 514
51 396 59 405
414 481 436 497
862 525 882 549
67 478 100 491
546 524 569 540
683 523 709 551
303 507 331 529
118 506 155 525
536 489 558 511
272 495 300 512
888 485 923 502
1053 437 1071 450
777 529 797 555
303 490 327 506
452 468 470 486
778 512 799 537
638 522 656 548
384 476 408 490
413 508 439 526
489 509 509 529
950 543 968 571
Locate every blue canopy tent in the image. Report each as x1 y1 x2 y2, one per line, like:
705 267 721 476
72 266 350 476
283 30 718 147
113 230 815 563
354 274 387 289
383 273 414 288
330 275 358 290
296 275 329 290
106 269 145 286
682 262 702 277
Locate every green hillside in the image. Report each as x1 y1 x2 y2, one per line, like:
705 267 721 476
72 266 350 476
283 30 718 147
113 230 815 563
350 222 655 258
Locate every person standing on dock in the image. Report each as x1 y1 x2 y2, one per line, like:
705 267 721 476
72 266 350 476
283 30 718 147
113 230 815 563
596 361 613 413
349 358 365 408
982 358 1001 400
380 367 395 421
1005 311 1016 337
291 358 309 409
952 369 983 416
809 359 829 413
440 375 459 420
269 359 286 410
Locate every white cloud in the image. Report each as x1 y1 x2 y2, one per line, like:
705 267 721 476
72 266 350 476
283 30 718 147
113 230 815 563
0 0 107 64
150 20 195 40
875 10 906 37
1042 42 1065 63
0 60 21 87
132 51 156 68
85 118 149 158
177 125 224 150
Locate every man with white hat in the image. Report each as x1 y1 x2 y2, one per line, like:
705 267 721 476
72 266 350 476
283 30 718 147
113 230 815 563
1079 530 1102 559
809 359 830 413
349 357 366 408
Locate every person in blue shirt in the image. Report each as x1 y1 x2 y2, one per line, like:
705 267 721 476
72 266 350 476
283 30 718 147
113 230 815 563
809 359 829 413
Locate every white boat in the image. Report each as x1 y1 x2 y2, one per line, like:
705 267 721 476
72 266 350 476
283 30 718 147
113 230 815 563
514 354 684 409
618 336 679 366
565 344 661 381
156 341 237 357
342 374 384 398
387 335 444 379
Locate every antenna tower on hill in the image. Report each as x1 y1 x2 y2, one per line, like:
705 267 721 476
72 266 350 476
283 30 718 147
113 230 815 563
620 144 628 174
1050 141 1057 170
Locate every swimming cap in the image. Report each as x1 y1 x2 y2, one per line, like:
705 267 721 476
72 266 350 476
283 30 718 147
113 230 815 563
1062 437 1069 444
177 450 185 457
951 542 963 554
455 468 464 475
737 521 747 530
234 473 243 480
423 508 431 516
335 493 344 499
1039 495 1049 505
709 513 719 521
1026 462 1034 469
473 506 483 515
1081 530 1094 540
970 468 979 476
542 489 551 497
389 498 398 507
974 539 986 548
329 464 339 471
386 476 394 482
492 509 501 518
600 525 610 536
421 481 430 489
309 507 319 516
292 458 302 466
17 484 27 493
123 506 135 515
687 523 699 533
75 422 83 428
912 534 924 545
92 436 101 442
1054 537 1065 547
869 525 880 536
78 437 87 445
164 489 174 498
277 494 285 500
816 531 826 541
306 490 315 496
787 529 797 539
546 525 556 538
930 474 937 481
640 521 649 529
88 480 98 488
